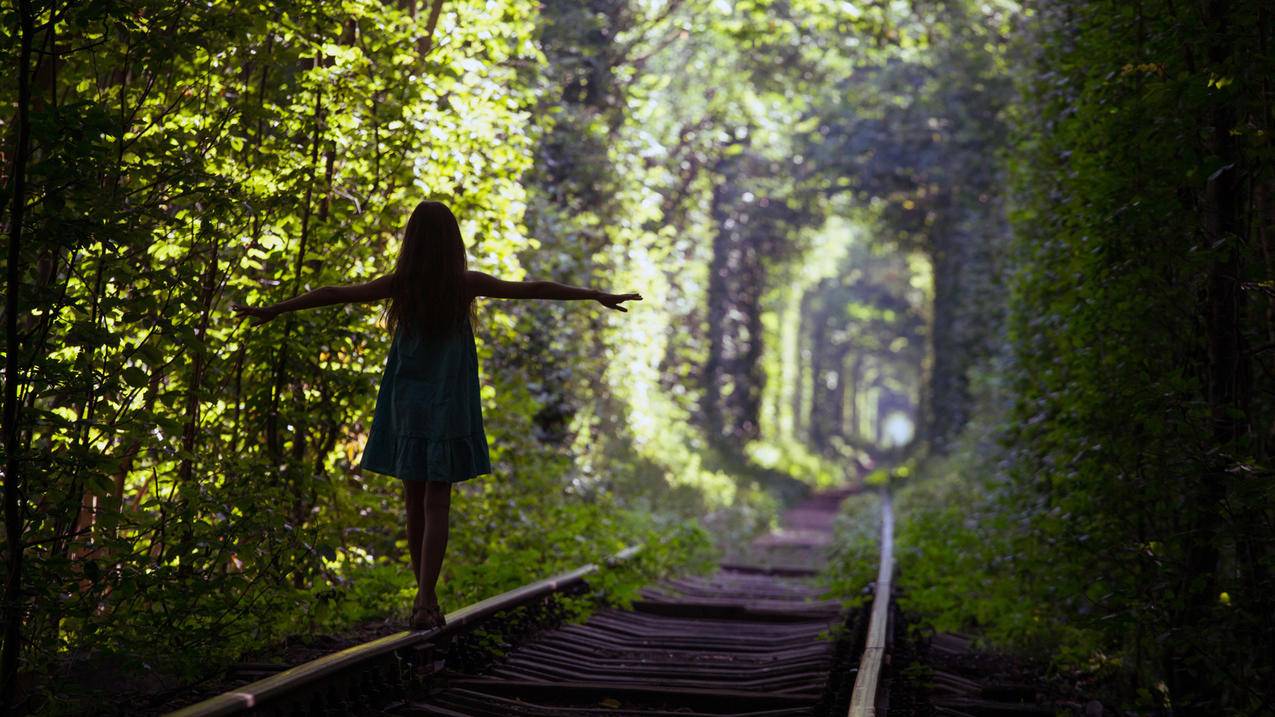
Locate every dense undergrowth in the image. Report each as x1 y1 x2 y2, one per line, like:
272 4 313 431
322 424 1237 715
821 1 1275 712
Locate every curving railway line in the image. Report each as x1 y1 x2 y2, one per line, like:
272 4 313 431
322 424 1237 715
165 486 894 717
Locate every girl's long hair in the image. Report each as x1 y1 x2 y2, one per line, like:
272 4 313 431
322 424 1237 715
384 201 474 338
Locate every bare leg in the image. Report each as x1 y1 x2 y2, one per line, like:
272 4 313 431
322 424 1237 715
404 481 427 590
417 480 452 614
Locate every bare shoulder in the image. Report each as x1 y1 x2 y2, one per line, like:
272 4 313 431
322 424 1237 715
465 270 496 295
360 273 397 298
465 269 495 287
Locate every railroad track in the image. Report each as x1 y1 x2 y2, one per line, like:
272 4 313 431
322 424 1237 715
167 487 895 717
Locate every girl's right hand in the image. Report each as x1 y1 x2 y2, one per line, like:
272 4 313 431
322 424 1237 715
597 292 643 312
231 302 279 326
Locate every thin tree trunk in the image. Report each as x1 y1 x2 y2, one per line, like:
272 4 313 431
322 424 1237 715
179 227 222 486
267 73 324 460
419 0 446 55
1173 0 1247 705
2 0 36 708
807 299 829 452
845 353 862 440
64 257 107 565
110 369 165 518
703 206 730 444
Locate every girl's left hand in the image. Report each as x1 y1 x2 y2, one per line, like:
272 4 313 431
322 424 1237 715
597 292 643 312
232 302 278 326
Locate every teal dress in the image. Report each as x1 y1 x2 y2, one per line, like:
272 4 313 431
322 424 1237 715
360 318 491 482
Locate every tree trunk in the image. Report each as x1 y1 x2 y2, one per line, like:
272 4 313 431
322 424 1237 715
926 228 968 454
419 0 446 55
266 69 324 461
1171 0 1247 705
2 0 36 708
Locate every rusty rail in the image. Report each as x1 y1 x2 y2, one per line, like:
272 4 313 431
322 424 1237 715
166 545 642 717
848 488 895 717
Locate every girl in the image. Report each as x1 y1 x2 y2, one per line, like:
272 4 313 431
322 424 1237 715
232 200 641 630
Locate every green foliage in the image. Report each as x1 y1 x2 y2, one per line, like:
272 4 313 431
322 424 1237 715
27 0 1273 712
820 0 1275 711
584 519 717 611
1003 0 1275 708
756 213 929 471
3 1 924 710
818 0 1274 711
2 0 546 688
820 490 882 611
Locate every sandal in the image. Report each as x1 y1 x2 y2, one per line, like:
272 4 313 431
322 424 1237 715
410 597 446 631
409 605 438 631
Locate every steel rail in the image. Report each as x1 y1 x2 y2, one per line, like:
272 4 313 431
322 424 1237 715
848 488 895 717
166 544 642 717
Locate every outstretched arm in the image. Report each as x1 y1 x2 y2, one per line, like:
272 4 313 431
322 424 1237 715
466 270 642 312
232 274 396 325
